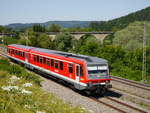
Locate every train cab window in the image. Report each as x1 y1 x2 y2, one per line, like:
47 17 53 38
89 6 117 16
40 56 43 64
47 58 51 66
43 57 46 64
60 61 63 70
68 64 73 73
51 59 54 67
55 60 59 69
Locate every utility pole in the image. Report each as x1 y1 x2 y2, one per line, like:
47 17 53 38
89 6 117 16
142 22 147 83
26 30 28 46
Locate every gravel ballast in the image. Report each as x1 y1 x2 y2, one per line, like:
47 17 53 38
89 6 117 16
41 77 119 113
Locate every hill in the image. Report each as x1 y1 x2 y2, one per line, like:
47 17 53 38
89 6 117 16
6 21 91 31
90 7 150 31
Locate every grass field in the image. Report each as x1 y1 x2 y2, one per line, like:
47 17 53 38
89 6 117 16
0 57 87 113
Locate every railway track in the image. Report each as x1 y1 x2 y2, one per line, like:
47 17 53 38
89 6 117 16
111 76 150 91
111 75 150 99
90 96 148 113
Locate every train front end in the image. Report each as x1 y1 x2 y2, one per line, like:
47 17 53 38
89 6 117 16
85 57 112 95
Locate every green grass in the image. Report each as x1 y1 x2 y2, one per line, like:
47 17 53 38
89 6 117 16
0 58 87 113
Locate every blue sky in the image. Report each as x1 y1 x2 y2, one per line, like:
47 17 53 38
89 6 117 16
0 0 150 25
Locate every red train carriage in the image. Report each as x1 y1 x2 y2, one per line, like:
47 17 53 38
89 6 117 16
7 44 112 95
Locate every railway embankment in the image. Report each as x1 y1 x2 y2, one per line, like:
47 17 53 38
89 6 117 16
0 57 87 113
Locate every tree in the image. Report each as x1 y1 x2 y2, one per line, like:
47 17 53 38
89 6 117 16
54 33 74 51
32 24 46 32
113 21 150 51
48 24 61 32
74 34 100 55
0 26 6 33
38 34 53 49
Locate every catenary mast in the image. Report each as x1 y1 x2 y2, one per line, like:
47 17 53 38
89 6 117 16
142 22 147 83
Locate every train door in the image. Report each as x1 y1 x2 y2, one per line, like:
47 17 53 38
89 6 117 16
25 52 28 63
75 64 80 84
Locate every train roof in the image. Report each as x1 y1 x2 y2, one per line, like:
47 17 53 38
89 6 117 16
8 44 34 50
8 44 108 65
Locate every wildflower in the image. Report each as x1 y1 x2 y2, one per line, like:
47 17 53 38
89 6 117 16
21 89 32 94
23 83 32 87
9 76 20 84
36 111 45 113
10 75 20 81
2 86 19 91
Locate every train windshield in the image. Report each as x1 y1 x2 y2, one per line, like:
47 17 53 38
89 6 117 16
87 65 109 79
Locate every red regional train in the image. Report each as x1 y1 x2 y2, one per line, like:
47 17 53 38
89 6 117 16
7 44 112 95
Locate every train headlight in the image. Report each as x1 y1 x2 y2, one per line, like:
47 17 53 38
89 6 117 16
88 82 93 87
106 80 110 84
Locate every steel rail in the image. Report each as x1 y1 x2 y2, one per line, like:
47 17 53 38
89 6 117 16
111 76 150 91
106 97 148 113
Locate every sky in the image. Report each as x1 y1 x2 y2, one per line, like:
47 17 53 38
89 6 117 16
0 0 150 25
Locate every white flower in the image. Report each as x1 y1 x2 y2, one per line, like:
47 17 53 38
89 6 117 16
24 105 30 108
10 76 20 81
21 89 32 94
9 76 20 84
36 111 45 113
2 86 19 91
23 83 32 87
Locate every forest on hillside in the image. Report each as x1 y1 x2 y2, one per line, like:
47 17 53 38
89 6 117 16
89 7 150 31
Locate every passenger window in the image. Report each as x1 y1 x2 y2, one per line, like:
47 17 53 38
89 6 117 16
34 55 37 62
47 58 51 66
20 52 22 57
43 57 46 64
17 51 19 56
60 61 63 70
16 50 18 55
15 50 17 55
19 51 21 56
37 56 39 62
22 52 24 57
68 64 73 73
51 59 54 67
21 52 24 57
12 49 14 54
55 60 59 69
7 48 9 53
40 56 43 64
